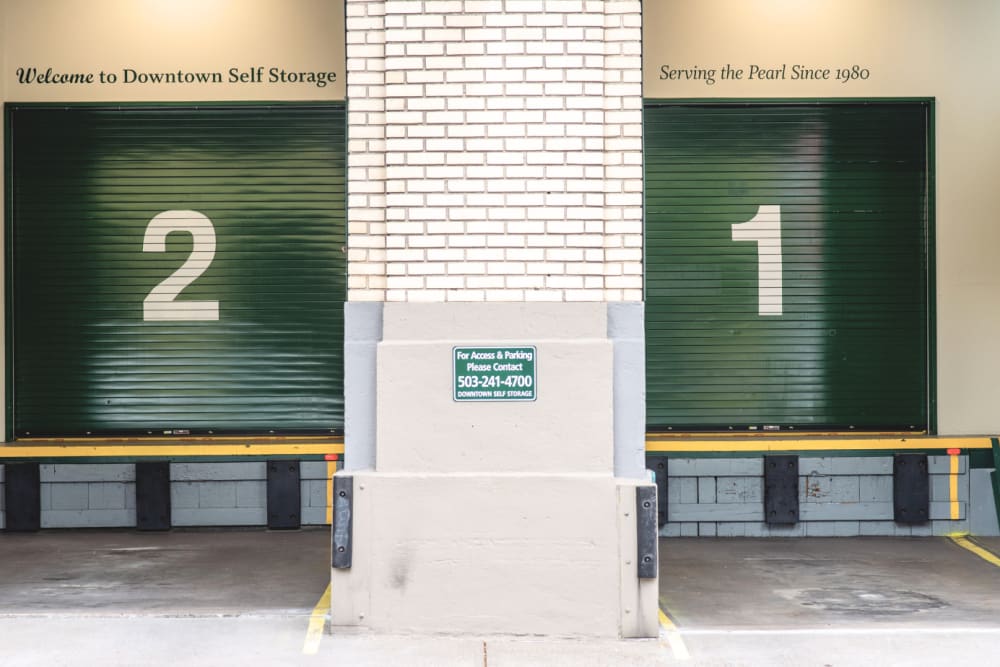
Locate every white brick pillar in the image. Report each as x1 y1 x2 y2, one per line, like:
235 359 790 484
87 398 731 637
347 0 643 302
346 0 388 301
337 0 654 638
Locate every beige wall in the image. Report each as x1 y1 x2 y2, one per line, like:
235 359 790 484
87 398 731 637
1 0 345 103
0 0 344 441
645 0 1000 435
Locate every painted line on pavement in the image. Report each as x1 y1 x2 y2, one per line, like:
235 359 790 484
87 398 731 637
302 583 331 655
658 607 691 661
950 536 1000 568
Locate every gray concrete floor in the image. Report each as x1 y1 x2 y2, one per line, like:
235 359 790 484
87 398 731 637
660 536 1000 629
659 536 1000 666
0 530 999 665
0 528 330 615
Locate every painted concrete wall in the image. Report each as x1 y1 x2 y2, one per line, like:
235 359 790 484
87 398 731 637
376 302 613 473
660 456 976 537
334 301 656 637
334 471 658 636
0 0 346 102
644 0 1000 435
0 461 336 529
970 469 1000 537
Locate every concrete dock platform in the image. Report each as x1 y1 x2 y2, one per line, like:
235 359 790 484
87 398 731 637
1 530 1000 665
0 528 331 616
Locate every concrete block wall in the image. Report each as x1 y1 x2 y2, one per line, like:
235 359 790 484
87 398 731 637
172 461 340 527
1 461 339 529
970 468 1000 536
170 463 267 527
41 464 136 528
662 456 975 537
302 461 336 525
345 0 644 303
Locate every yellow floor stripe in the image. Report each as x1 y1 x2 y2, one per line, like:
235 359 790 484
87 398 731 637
302 583 331 655
658 608 691 660
950 536 1000 568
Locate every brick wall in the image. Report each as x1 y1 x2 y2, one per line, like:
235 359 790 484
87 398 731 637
345 0 643 302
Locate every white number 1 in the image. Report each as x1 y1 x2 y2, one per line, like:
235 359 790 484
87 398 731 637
142 210 219 322
731 204 783 316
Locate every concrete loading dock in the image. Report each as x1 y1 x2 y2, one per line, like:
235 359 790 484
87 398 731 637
4 0 1000 646
2 530 1000 665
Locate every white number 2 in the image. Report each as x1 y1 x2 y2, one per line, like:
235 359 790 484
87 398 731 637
731 204 783 316
142 210 219 321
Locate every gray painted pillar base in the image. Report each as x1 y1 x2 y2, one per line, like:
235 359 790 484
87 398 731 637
609 303 646 480
333 301 656 637
344 302 382 472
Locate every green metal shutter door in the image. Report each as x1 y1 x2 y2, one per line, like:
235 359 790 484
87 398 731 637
9 105 346 437
644 103 930 431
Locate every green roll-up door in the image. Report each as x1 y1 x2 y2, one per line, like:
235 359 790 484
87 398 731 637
8 105 346 437
644 102 931 432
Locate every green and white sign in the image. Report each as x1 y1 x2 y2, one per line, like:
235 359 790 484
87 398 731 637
453 347 536 402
